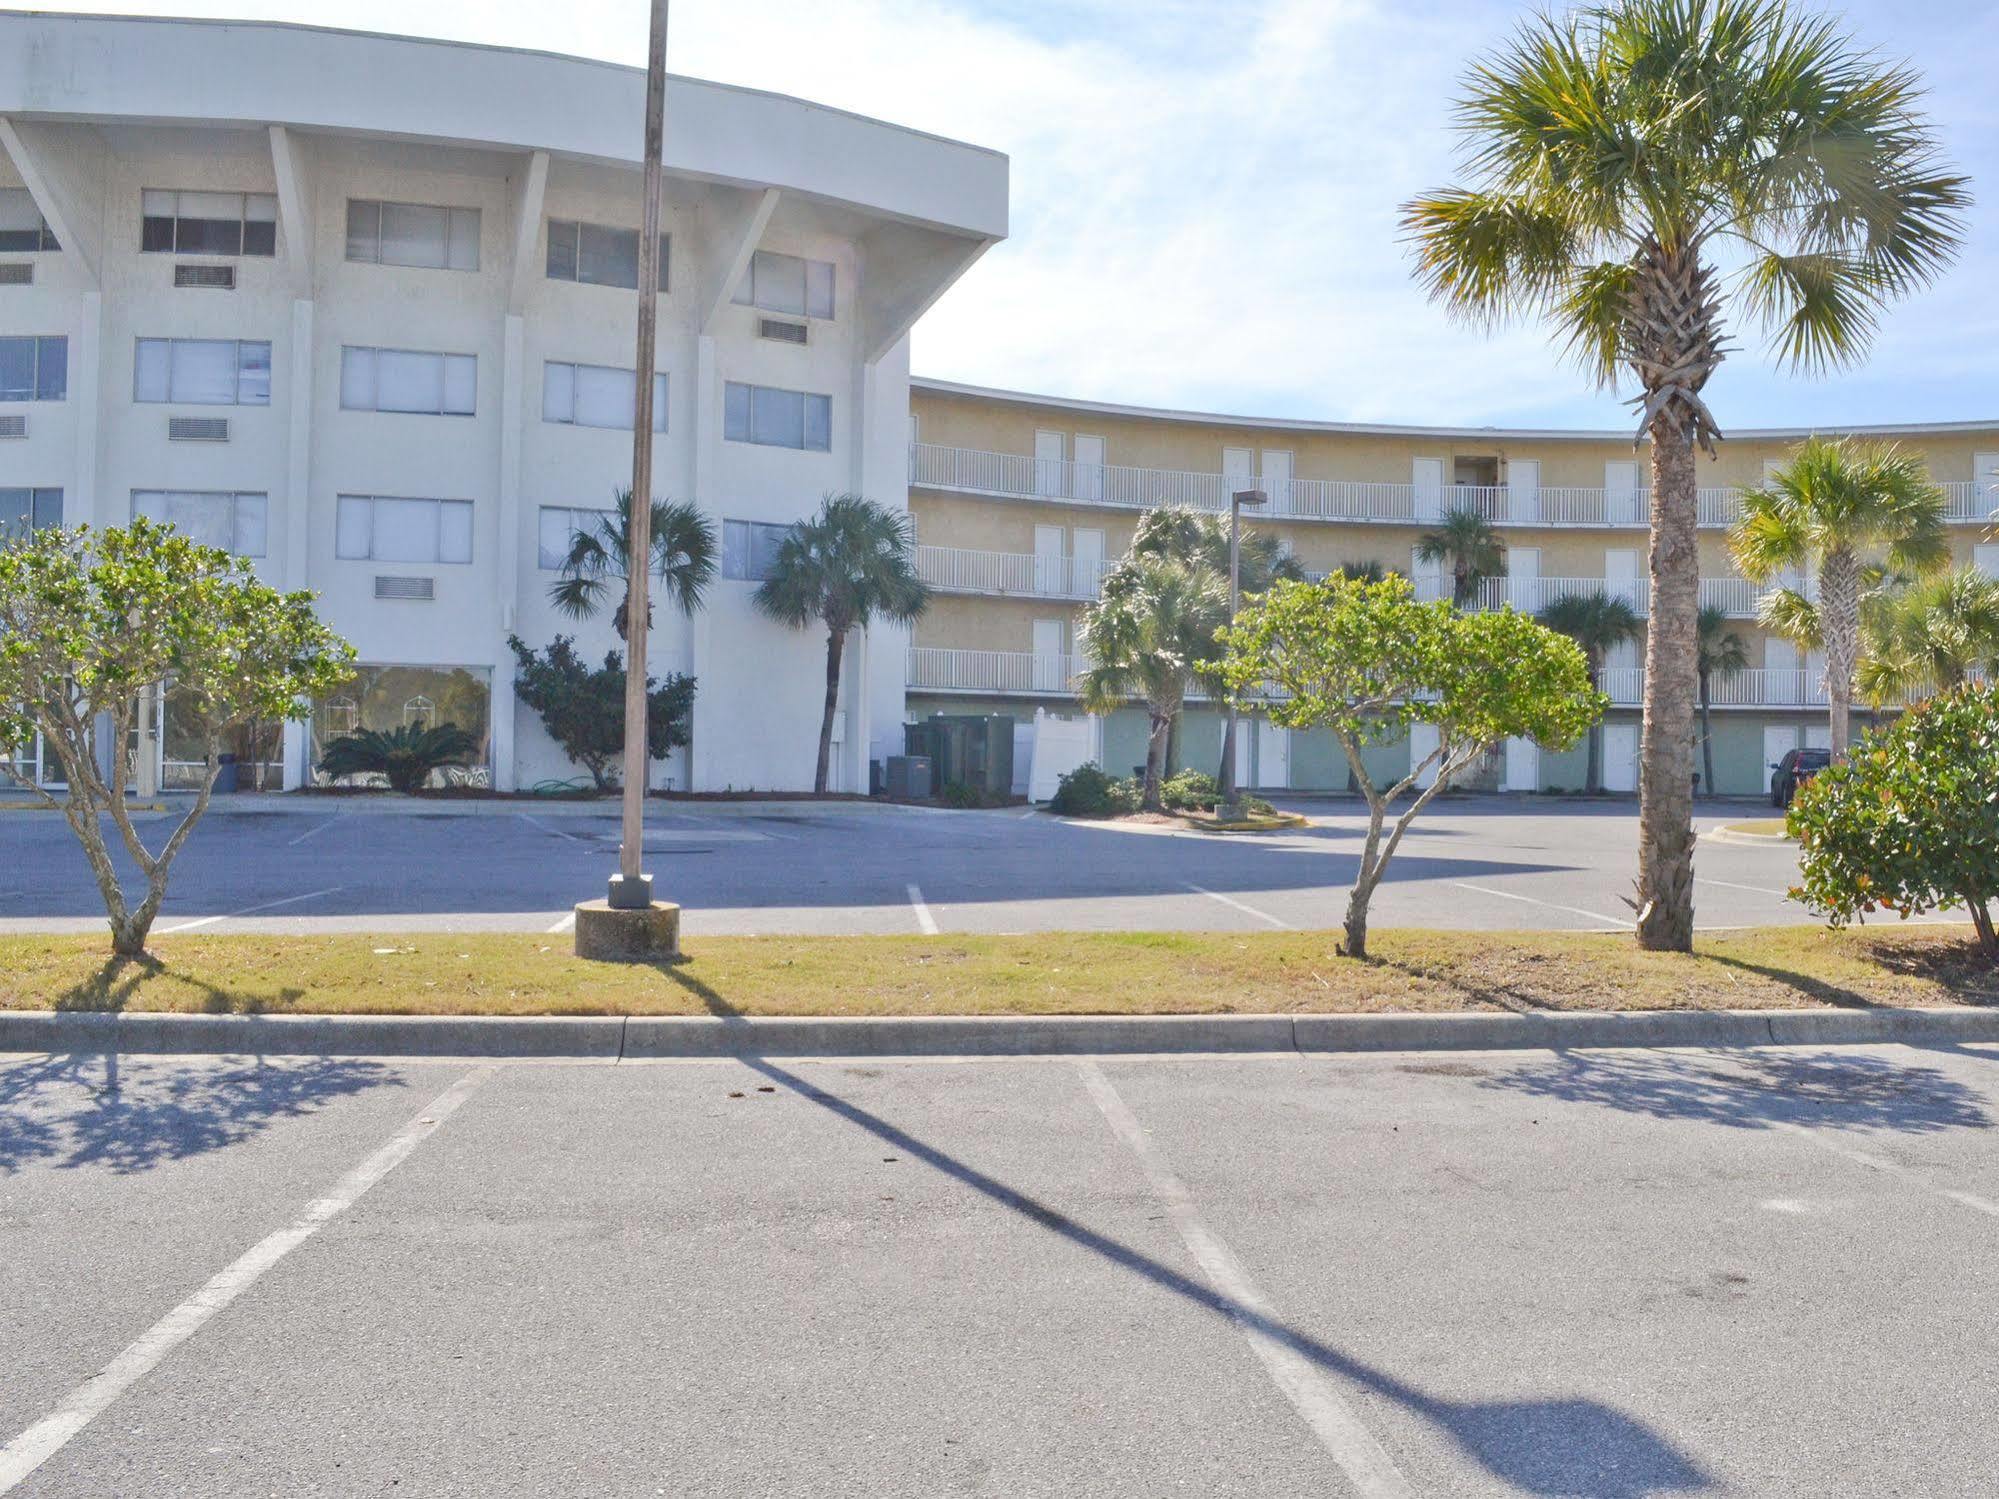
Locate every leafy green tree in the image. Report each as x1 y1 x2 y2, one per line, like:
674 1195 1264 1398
1537 590 1644 792
1078 556 1228 812
1224 574 1604 957
549 488 716 641
318 722 480 795
754 494 928 795
508 634 696 792
0 520 353 956
1415 507 1506 608
1695 604 1751 794
1404 0 1967 951
1733 438 1949 759
1789 683 1999 961
1858 567 1999 708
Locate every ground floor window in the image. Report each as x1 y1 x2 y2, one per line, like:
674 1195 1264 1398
156 686 283 791
310 664 492 789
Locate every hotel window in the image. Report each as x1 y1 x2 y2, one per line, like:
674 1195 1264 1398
345 200 481 271
335 495 473 564
545 219 669 292
537 505 614 570
0 487 61 542
0 336 66 402
340 347 477 416
0 189 58 253
132 490 268 557
133 339 271 406
723 382 831 452
141 190 278 257
721 519 794 581
732 249 834 319
542 362 667 431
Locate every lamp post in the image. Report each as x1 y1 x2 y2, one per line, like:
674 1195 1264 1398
1219 487 1267 821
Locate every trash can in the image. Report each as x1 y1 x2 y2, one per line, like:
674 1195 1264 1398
213 752 239 794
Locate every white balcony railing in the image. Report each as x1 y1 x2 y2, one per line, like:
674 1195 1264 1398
907 647 1089 695
913 444 1998 531
1594 667 1910 708
914 544 1109 600
1412 574 1768 618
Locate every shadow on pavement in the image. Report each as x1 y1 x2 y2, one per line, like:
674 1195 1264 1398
1478 1050 1991 1134
0 1052 403 1174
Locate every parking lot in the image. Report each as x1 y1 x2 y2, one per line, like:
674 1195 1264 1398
6 1041 1999 1496
0 795 1831 940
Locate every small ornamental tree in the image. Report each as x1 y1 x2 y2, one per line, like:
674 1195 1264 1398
1789 683 1999 961
0 521 353 956
508 634 695 792
1223 575 1604 958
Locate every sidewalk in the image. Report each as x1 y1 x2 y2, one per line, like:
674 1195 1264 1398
0 790 970 820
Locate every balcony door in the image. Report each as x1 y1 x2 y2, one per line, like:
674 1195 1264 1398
1261 449 1293 513
1034 524 1064 595
1506 459 1539 522
1605 461 1639 524
1256 719 1289 789
1034 430 1065 498
1074 434 1105 503
1413 457 1444 521
1604 723 1639 792
1507 547 1539 613
1032 617 1065 693
1072 527 1104 596
1605 548 1640 610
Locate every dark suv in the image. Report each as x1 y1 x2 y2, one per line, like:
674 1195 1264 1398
1769 747 1831 808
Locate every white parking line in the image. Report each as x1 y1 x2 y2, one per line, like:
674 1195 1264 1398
1076 1061 1414 1498
1776 1112 1999 1223
1696 876 1794 898
154 885 344 935
285 817 338 847
516 812 584 843
1184 883 1291 929
906 883 940 935
1447 881 1625 931
546 910 577 935
0 1066 494 1494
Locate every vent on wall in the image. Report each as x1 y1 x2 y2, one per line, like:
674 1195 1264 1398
374 575 435 601
758 317 808 345
168 416 230 443
0 414 24 439
0 263 31 286
174 263 236 290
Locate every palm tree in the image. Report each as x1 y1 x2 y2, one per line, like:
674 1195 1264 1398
1077 556 1228 812
1403 0 1967 950
1695 605 1750 795
549 488 717 640
318 722 479 795
1415 507 1505 608
754 494 928 795
1539 591 1644 792
1858 567 1999 707
1128 505 1305 594
1733 439 1949 760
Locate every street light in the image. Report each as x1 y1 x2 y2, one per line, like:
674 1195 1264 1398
1219 487 1267 822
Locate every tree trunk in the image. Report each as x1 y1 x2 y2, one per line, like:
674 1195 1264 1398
1700 673 1716 796
1165 712 1181 778
1342 878 1374 959
1820 548 1861 762
1142 711 1169 812
1637 428 1700 950
1586 726 1603 795
1966 896 1997 961
814 628 843 795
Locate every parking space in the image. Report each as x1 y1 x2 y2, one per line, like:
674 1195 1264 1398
0 797 1828 938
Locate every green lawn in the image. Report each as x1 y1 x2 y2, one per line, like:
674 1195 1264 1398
2 925 1992 1018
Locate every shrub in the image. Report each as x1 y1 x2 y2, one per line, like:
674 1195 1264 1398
1050 761 1139 818
509 634 695 792
1161 768 1219 811
319 722 479 795
939 781 1008 809
1789 683 1999 960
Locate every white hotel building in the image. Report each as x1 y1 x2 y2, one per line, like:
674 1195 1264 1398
0 12 1007 793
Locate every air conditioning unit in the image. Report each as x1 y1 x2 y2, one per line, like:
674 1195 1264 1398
374 575 435 601
0 414 24 439
168 416 229 442
758 317 808 345
0 263 31 286
174 263 236 290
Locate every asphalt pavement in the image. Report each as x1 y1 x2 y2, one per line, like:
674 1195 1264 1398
5 1041 1998 1495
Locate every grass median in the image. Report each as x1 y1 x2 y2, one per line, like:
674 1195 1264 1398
2 925 1994 1018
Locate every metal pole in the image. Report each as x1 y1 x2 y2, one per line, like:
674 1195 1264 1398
612 0 667 909
1221 497 1241 819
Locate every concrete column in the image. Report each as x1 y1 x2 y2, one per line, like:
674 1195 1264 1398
489 671 516 795
686 333 721 792
71 290 102 526
492 312 525 792
282 720 309 791
281 297 315 791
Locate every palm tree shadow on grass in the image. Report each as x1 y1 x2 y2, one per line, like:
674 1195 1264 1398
647 960 1711 1495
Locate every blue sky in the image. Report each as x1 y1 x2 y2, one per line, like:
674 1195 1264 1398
33 0 1999 430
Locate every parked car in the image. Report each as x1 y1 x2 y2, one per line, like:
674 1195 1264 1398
1769 747 1831 808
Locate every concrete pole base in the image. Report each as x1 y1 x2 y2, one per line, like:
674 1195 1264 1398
573 900 681 963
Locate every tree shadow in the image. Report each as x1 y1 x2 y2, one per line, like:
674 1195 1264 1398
0 1051 402 1174
49 954 307 1014
1478 1049 1991 1134
1845 936 1999 1004
733 1053 1714 1496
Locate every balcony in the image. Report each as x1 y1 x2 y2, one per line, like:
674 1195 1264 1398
1594 667 1907 708
915 544 1108 600
907 646 1089 695
1415 575 1766 618
912 444 1991 531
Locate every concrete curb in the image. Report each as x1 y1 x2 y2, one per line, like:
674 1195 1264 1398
3 1006 1997 1059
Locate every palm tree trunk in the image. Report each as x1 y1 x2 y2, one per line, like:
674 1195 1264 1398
1699 671 1716 796
1637 429 1700 951
1820 548 1861 762
814 628 843 795
1142 710 1169 812
1584 649 1603 793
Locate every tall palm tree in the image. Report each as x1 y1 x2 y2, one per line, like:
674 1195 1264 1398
1403 0 1967 950
1415 507 1505 608
1732 438 1949 759
753 494 928 795
1857 567 1999 707
1539 591 1644 792
1695 605 1750 795
1077 556 1228 812
1128 505 1305 594
549 488 716 641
